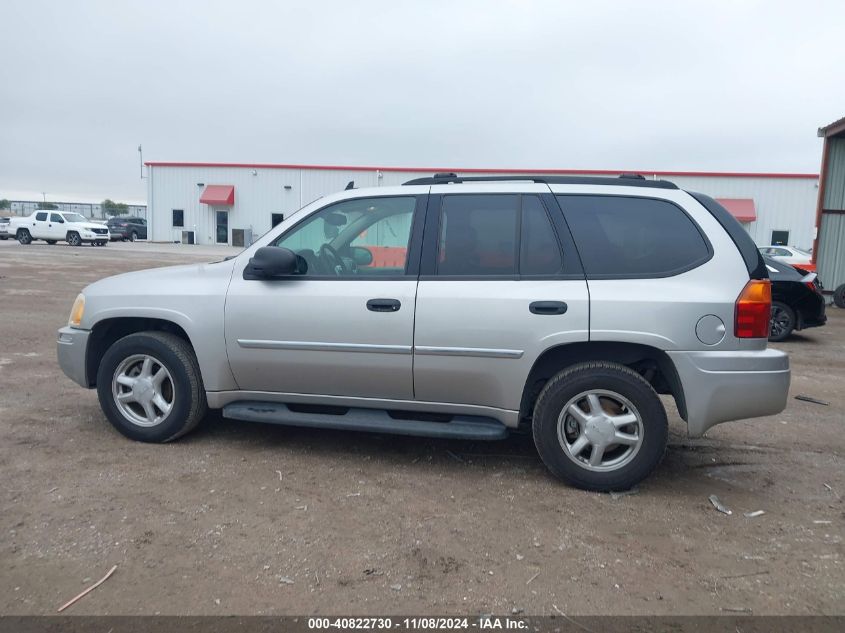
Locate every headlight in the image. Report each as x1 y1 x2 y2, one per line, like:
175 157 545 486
68 294 85 327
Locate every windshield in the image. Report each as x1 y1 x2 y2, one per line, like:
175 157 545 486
791 247 811 256
62 213 88 223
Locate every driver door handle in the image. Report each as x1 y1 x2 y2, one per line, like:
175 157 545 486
367 298 401 312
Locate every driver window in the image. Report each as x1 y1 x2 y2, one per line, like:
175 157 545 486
274 196 416 277
51 213 64 223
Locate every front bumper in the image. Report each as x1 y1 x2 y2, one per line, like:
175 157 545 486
667 349 790 437
57 326 91 388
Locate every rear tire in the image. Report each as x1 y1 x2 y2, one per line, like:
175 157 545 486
130 231 138 242
96 331 207 442
769 301 795 342
532 362 668 491
834 284 845 309
17 229 32 245
67 231 82 247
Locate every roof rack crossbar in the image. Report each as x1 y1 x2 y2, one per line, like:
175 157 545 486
402 174 677 189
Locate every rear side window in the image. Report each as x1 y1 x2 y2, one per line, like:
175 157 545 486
435 194 565 277
521 196 563 275
35 212 48 221
556 195 711 278
437 195 519 276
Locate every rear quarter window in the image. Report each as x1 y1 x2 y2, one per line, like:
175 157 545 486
556 195 712 278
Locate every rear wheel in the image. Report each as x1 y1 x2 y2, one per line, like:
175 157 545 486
67 231 82 247
130 231 138 242
17 229 32 245
769 301 795 342
834 284 845 309
96 331 207 442
532 362 668 491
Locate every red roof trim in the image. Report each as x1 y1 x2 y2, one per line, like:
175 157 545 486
145 161 819 180
716 197 757 222
199 184 235 206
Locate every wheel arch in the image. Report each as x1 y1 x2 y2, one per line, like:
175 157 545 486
85 317 196 388
519 341 687 427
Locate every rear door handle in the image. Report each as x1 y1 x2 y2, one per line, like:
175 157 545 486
367 298 401 312
529 301 568 315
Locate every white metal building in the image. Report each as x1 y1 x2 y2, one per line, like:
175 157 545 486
145 162 819 249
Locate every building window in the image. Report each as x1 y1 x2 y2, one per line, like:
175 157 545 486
172 209 184 227
271 213 284 227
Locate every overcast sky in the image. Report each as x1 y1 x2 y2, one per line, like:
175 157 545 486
2 0 844 204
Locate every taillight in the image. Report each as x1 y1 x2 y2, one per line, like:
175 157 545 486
735 279 771 338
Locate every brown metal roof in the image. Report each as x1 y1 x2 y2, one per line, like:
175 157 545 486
818 116 845 138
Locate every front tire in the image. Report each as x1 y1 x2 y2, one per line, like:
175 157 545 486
769 301 795 342
67 231 82 247
17 229 32 245
130 231 138 242
532 362 668 491
96 331 207 442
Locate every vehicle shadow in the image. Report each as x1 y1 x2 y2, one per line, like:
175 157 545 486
179 410 726 495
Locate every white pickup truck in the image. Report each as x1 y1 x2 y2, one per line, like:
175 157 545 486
11 211 110 246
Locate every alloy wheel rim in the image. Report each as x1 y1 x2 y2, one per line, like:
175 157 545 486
111 354 175 427
556 389 644 472
770 305 790 337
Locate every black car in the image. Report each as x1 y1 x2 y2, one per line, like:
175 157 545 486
107 216 147 241
764 256 826 341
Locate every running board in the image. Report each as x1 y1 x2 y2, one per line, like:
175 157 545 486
222 401 509 440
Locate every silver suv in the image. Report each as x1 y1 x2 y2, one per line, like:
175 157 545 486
57 174 789 490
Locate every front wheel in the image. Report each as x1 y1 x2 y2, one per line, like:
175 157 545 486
67 232 82 247
130 231 138 242
769 301 795 342
96 331 207 442
17 229 32 245
532 362 668 491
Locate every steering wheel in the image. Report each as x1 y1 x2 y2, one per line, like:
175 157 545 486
318 243 349 276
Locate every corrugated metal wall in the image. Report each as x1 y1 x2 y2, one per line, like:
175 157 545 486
816 137 845 291
147 165 819 249
817 213 845 290
822 138 845 210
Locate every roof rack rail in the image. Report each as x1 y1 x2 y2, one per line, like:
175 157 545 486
402 173 678 189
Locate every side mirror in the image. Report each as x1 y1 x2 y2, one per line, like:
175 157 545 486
349 246 373 266
243 246 303 280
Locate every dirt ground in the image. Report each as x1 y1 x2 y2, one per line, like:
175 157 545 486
0 239 842 616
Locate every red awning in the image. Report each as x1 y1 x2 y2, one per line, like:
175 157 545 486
200 185 235 206
716 198 756 222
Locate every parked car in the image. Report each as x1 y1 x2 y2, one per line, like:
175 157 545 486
759 245 815 271
0 216 10 239
107 216 147 241
11 211 109 246
763 256 826 341
56 174 790 491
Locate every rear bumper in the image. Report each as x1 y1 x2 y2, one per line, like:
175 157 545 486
667 349 790 437
57 326 91 388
